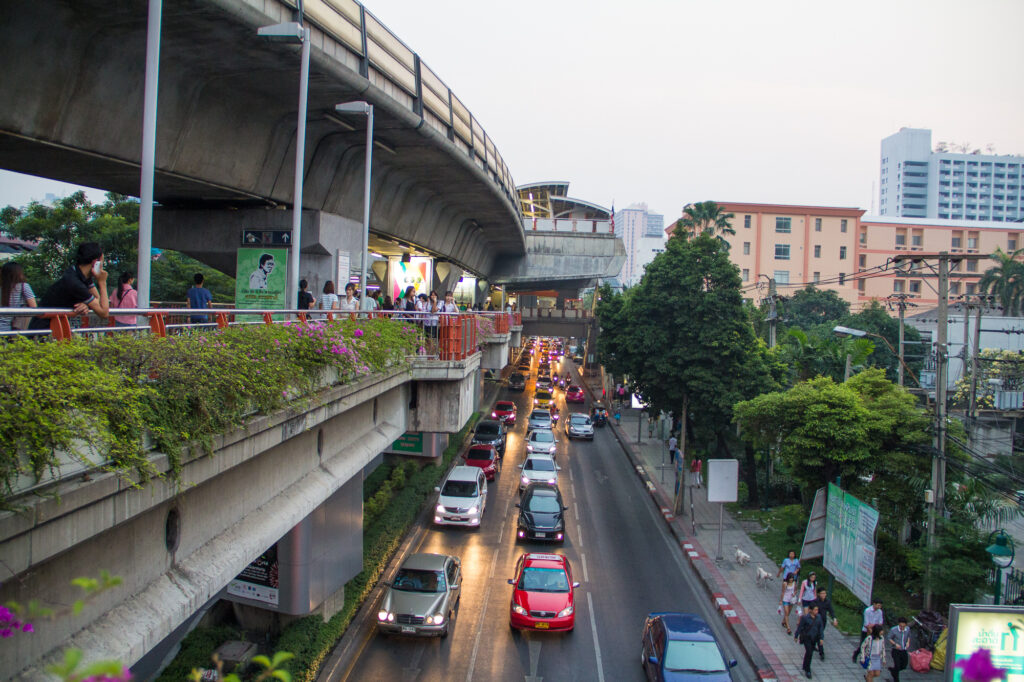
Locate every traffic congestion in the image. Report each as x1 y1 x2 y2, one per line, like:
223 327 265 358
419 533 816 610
339 336 750 681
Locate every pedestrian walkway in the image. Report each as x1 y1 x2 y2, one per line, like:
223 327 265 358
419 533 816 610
568 363 943 681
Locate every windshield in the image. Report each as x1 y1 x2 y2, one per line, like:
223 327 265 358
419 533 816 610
531 431 554 443
441 480 479 497
535 390 552 401
496 402 515 411
475 423 500 436
518 567 569 592
530 411 551 421
569 414 590 425
467 448 494 461
525 493 561 513
525 459 555 472
663 640 728 673
392 568 446 593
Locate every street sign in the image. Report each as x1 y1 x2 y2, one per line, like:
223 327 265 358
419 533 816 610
823 483 879 605
242 229 292 246
707 459 738 503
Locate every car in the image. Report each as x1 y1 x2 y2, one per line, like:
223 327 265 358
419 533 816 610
472 419 506 455
493 400 517 425
463 444 498 480
526 428 557 456
528 410 554 431
518 453 560 492
536 375 553 391
566 385 585 403
508 552 578 632
509 373 527 391
483 368 501 382
377 553 461 637
534 388 553 409
433 466 488 527
565 413 594 440
590 402 608 427
641 612 738 681
516 484 567 542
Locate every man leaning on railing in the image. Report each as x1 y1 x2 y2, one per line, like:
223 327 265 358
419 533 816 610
27 242 110 331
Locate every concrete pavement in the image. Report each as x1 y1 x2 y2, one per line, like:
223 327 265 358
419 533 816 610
570 363 944 682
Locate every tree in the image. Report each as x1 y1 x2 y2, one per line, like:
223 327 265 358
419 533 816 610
782 327 875 382
979 248 1024 316
841 301 924 384
780 285 849 330
672 201 735 240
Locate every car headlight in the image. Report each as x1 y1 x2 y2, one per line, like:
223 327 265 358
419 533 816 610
427 613 445 625
436 504 446 513
557 605 574 618
491 412 497 418
546 478 556 485
521 476 530 485
378 610 394 622
534 398 538 404
467 505 479 515
512 604 528 615
526 443 535 452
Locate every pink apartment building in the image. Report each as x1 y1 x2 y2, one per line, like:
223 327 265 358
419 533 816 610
667 201 1024 312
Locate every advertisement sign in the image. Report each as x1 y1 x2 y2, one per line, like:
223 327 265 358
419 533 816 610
336 250 351 289
706 459 739 503
389 432 425 455
823 483 879 605
390 256 433 302
800 486 828 561
236 247 287 310
227 544 279 606
947 604 1024 681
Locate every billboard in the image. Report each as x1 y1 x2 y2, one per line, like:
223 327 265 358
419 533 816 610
707 459 739 503
236 247 287 310
823 483 879 605
226 544 279 606
947 604 1024 681
390 256 432 302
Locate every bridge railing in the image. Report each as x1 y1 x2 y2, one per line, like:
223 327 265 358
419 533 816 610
520 307 591 320
526 217 615 234
297 0 521 218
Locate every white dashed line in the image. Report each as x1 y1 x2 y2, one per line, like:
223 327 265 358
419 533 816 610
586 592 605 682
466 547 500 681
582 552 590 582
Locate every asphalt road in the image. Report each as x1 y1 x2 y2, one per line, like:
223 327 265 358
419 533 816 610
338 351 756 682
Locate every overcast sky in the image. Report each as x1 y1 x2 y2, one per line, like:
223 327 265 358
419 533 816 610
3 0 1022 221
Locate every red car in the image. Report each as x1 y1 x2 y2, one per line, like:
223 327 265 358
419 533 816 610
463 444 498 480
492 400 517 425
508 553 578 632
565 385 585 403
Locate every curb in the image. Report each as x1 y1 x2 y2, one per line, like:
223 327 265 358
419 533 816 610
575 370 784 682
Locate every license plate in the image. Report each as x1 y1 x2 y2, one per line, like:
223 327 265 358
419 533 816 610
446 516 464 521
536 532 547 538
401 626 415 633
534 622 550 629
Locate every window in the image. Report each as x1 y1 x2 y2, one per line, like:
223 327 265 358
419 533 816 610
909 280 921 294
895 232 907 247
950 282 961 295
773 270 790 285
839 246 847 260
744 215 751 229
775 217 792 233
813 272 820 283
839 273 846 285
1010 237 1018 251
859 255 867 268
858 279 865 292
860 229 867 245
814 245 821 258
775 244 791 260
952 232 963 249
841 219 848 233
967 283 977 295
893 280 904 293
968 231 979 250
743 242 751 255
967 259 978 273
815 218 822 232
742 268 750 282
912 230 923 247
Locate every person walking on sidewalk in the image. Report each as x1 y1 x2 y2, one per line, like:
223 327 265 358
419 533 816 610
798 572 817 616
810 587 838 660
779 576 797 635
888 617 912 682
794 604 823 679
853 599 884 662
667 435 677 464
859 624 887 681
777 549 801 582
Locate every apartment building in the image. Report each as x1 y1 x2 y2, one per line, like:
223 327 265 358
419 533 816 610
617 203 666 286
666 201 1024 312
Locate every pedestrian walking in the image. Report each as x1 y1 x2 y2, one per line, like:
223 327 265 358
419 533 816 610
798 572 817 616
853 599 884 662
690 457 702 488
297 279 315 311
186 273 213 323
779 576 797 635
810 587 838 660
859 624 887 681
794 604 823 679
614 408 621 426
888 617 911 682
777 550 801 581
109 271 138 327
318 281 340 318
667 435 677 464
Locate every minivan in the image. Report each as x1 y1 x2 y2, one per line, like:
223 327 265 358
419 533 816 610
434 466 488 527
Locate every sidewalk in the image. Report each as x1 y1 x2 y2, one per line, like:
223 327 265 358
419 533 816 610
571 364 942 681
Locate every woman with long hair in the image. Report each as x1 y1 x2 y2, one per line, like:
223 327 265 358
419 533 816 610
318 280 339 319
860 624 887 681
0 262 37 332
109 271 138 327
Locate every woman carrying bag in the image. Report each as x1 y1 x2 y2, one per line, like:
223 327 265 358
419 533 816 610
859 624 887 681
0 262 37 333
109 272 139 327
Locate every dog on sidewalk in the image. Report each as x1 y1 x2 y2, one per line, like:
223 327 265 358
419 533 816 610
755 566 775 590
733 545 751 565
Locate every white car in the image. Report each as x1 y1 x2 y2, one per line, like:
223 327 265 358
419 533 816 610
518 454 560 493
526 428 557 456
528 410 554 431
565 413 594 440
434 466 488 527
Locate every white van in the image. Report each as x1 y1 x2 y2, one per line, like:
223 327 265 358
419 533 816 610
434 466 488 527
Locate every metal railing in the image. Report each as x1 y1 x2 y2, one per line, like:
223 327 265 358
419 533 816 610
520 307 591 320
293 0 521 218
525 217 615 234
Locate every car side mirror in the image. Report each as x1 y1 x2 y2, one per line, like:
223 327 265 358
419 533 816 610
434 486 441 492
648 656 658 666
518 464 524 468
556 466 561 471
507 579 514 585
451 583 460 590
563 506 569 511
515 503 520 508
383 581 391 587
729 659 738 668
572 581 580 588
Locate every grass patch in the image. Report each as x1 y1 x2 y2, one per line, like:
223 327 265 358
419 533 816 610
154 625 241 682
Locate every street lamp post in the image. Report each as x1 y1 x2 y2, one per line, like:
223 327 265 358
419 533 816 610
334 102 374 304
986 529 1015 605
832 325 920 387
258 16 311 311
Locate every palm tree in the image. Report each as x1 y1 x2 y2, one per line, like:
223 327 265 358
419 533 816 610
979 248 1024 316
673 201 735 241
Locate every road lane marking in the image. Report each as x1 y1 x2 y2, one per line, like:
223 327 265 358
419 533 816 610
581 552 589 582
586 592 605 682
466 547 501 682
576 522 583 547
525 638 543 682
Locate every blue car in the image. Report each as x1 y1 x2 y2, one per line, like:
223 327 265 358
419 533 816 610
641 612 737 681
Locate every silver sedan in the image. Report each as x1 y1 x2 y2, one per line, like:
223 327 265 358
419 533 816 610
377 553 461 637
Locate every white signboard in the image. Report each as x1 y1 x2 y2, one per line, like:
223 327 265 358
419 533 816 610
336 250 351 288
707 459 739 503
823 483 879 606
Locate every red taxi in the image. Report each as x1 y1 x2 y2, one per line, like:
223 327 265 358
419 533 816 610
463 444 498 480
565 385 585 403
507 553 578 632
492 400 517 425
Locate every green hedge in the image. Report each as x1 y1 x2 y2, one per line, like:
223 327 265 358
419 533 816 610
155 625 240 682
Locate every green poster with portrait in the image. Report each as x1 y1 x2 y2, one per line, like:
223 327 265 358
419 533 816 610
236 247 288 310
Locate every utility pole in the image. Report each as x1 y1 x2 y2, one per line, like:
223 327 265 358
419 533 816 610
968 299 983 422
925 253 949 611
765 277 778 348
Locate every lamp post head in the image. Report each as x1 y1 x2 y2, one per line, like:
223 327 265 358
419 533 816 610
986 530 1015 569
257 21 305 43
833 325 867 338
335 101 372 116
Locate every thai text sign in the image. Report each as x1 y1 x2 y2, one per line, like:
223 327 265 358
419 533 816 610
823 483 878 605
947 604 1024 681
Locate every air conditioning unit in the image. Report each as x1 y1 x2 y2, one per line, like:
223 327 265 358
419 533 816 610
994 390 1024 410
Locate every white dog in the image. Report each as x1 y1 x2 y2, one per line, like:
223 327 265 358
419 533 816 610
734 546 751 565
755 566 774 590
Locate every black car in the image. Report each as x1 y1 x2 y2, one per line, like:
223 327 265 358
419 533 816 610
515 483 567 542
471 419 506 455
590 402 608 427
509 373 527 391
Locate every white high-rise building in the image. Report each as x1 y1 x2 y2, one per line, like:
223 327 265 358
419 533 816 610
617 203 666 285
880 128 1024 222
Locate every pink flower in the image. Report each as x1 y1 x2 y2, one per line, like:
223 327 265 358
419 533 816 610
354 329 364 338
